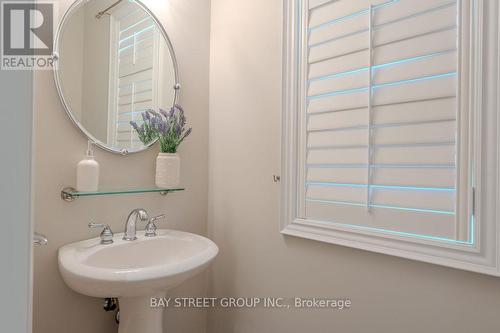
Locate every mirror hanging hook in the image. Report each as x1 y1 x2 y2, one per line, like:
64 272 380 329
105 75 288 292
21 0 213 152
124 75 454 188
95 0 123 19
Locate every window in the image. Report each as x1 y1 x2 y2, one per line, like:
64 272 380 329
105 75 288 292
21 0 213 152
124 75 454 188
107 2 166 149
282 0 500 276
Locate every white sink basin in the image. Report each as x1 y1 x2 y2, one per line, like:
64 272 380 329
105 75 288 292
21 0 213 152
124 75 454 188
58 229 218 333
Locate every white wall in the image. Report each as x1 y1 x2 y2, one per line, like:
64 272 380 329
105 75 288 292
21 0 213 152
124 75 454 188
32 1 210 332
207 1 500 332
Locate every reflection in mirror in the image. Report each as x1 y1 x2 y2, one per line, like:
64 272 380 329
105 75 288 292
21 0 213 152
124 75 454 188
56 0 178 153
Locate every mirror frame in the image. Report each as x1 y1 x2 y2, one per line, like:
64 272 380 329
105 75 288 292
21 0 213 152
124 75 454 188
52 0 180 155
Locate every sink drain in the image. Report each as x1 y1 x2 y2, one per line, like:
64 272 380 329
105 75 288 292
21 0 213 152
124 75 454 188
103 298 120 325
103 298 117 312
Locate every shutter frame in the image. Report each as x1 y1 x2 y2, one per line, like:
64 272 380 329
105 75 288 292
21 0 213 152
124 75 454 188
281 0 500 276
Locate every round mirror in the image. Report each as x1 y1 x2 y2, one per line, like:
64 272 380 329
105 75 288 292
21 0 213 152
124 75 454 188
54 0 179 154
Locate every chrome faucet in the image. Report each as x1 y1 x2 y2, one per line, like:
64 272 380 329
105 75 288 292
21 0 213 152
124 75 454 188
123 208 149 241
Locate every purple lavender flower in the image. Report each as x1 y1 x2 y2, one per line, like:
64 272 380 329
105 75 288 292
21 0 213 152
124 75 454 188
129 121 141 133
168 106 176 118
159 108 169 119
160 121 170 135
150 116 157 130
130 105 192 153
175 104 184 113
180 127 192 142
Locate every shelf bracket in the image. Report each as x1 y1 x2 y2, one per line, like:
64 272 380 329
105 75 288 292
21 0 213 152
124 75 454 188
61 187 77 202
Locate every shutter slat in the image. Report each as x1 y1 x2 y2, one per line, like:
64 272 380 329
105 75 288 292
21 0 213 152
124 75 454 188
309 19 457 65
308 145 455 166
307 74 456 113
308 1 456 47
120 29 154 51
119 70 153 87
373 145 455 165
120 23 154 46
119 80 152 97
308 128 368 147
373 120 456 145
309 0 336 11
309 13 367 47
120 46 154 68
118 89 152 106
373 74 456 105
373 97 456 124
119 12 150 33
374 51 457 85
308 90 367 114
309 31 368 64
374 27 457 65
309 50 369 80
308 69 367 97
308 148 367 165
374 0 455 25
309 97 456 131
119 55 154 76
374 4 457 47
117 100 153 115
305 201 456 238
307 167 455 188
306 186 455 212
309 0 390 29
308 51 457 97
117 109 150 122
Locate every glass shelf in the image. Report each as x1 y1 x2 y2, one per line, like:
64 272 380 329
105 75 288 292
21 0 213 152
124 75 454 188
61 186 184 202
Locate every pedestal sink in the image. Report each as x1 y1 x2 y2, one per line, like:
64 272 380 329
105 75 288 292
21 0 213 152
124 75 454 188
58 229 218 333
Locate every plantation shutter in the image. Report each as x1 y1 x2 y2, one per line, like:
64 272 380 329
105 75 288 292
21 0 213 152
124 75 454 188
301 0 469 241
111 6 160 149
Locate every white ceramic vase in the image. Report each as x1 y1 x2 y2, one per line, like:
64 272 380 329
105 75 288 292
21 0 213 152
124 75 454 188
155 153 180 188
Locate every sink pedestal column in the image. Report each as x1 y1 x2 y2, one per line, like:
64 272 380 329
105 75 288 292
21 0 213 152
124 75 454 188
118 293 166 333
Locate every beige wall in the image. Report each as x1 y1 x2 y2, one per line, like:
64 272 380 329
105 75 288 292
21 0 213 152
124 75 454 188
32 0 210 332
80 0 112 143
34 0 500 332
58 6 83 120
207 1 500 332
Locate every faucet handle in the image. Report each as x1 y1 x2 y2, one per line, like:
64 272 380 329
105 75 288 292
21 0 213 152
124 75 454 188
89 223 114 245
150 214 166 223
145 214 166 237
